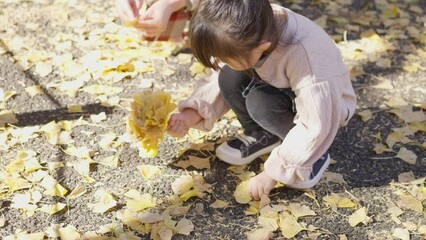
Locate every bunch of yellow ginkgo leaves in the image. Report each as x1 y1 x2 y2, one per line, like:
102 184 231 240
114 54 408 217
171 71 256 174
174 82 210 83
127 90 176 157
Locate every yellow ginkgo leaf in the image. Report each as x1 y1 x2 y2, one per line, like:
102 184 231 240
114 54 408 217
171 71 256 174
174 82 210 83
287 203 317 219
127 90 176 157
35 62 52 77
209 199 229 209
58 225 81 240
234 180 252 204
279 211 306 238
348 207 371 227
68 184 87 199
180 189 204 202
138 165 161 180
357 109 373 122
0 110 18 127
323 194 357 211
124 189 156 212
39 121 61 145
258 216 279 231
25 85 44 97
6 175 32 192
39 203 67 215
40 174 67 197
246 228 274 240
88 189 117 213
99 154 119 168
90 112 107 123
393 228 410 240
40 175 68 197
171 175 195 195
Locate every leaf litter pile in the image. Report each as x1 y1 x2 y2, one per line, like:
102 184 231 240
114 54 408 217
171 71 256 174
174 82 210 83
0 0 425 239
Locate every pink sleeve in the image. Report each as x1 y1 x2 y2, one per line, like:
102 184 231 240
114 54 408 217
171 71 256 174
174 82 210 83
178 69 230 131
264 81 341 185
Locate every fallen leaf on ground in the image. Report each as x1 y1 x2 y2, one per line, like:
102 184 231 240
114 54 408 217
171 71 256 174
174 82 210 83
348 207 371 227
279 211 306 238
88 189 117 213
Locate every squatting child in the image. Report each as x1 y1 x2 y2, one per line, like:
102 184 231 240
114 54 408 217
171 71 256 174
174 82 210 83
167 0 357 200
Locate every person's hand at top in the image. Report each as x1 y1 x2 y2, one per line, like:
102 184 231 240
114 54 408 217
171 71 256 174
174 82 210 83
116 0 187 37
136 0 186 37
116 0 143 23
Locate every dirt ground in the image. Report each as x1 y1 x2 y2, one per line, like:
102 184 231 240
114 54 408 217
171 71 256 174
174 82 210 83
0 0 425 239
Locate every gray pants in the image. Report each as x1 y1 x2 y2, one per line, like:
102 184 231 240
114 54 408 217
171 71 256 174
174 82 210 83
218 66 296 140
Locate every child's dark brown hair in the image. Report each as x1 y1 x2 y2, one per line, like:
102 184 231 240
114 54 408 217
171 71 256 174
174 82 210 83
190 0 279 70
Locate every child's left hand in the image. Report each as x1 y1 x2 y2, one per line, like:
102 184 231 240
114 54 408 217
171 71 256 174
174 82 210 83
249 171 277 200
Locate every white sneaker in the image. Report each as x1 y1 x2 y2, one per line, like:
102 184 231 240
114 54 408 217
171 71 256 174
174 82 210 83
216 130 281 165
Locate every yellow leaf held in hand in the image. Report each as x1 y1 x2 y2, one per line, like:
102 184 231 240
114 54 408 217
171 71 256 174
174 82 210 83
127 90 176 157
234 180 252 204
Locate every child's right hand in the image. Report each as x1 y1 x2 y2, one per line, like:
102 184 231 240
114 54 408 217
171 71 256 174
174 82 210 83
167 108 203 138
116 0 142 23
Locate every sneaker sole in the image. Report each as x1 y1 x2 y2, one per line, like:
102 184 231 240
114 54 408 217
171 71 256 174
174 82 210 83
286 154 330 190
216 141 281 165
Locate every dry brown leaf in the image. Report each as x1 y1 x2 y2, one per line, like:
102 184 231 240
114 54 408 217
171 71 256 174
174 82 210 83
396 147 417 165
188 156 211 169
209 199 229 209
397 194 423 213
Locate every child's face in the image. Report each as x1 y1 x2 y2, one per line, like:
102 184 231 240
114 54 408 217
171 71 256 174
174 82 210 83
220 41 272 71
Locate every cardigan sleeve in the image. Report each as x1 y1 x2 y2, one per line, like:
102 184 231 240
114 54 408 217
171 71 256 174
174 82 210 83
264 80 342 185
178 69 230 131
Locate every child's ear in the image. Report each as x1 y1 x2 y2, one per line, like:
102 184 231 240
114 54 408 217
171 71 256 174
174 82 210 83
257 41 272 52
